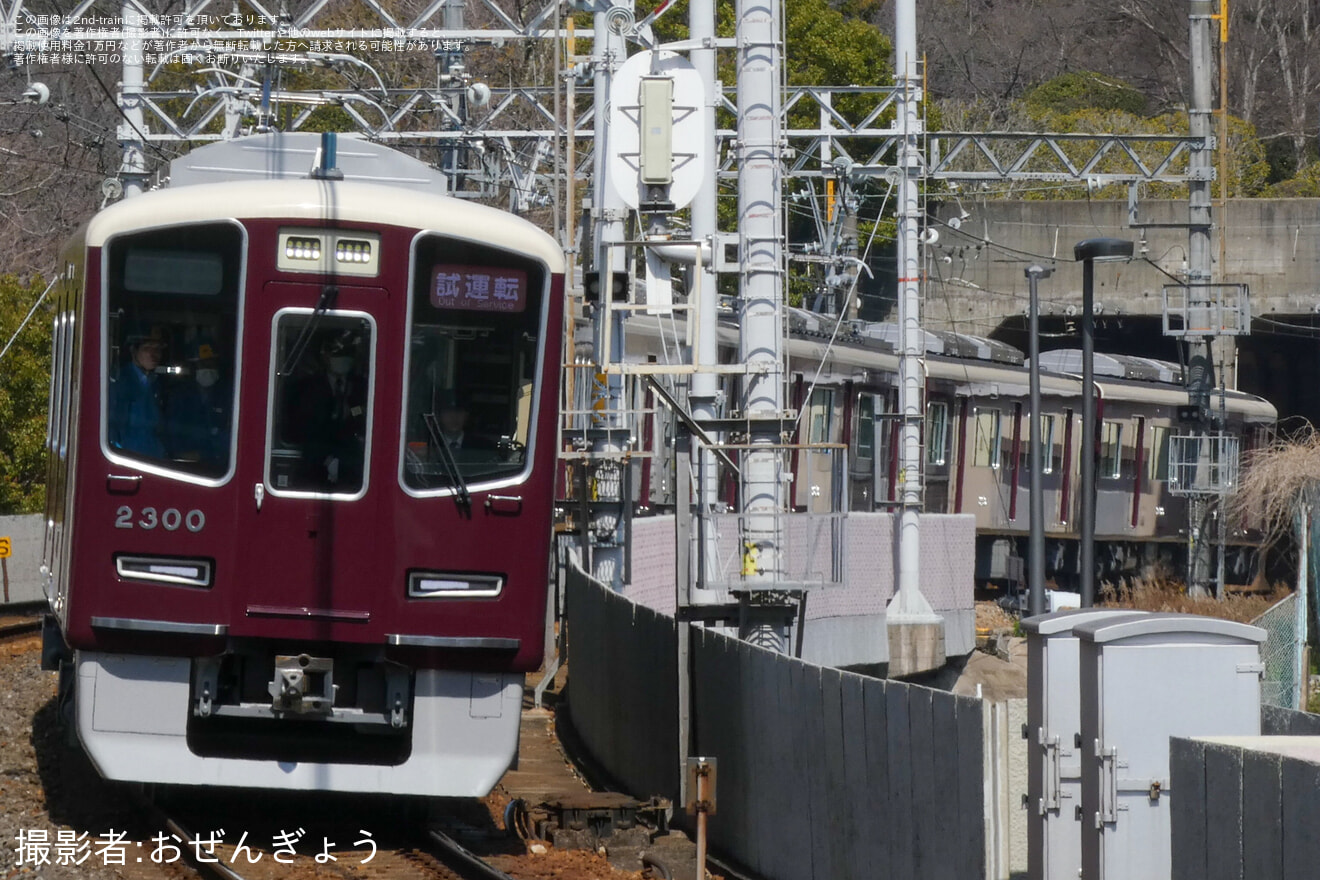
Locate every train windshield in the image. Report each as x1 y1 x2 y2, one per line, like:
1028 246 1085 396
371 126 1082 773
104 223 243 479
402 235 547 492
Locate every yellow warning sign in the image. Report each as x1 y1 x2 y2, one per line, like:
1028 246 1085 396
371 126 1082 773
0 537 10 559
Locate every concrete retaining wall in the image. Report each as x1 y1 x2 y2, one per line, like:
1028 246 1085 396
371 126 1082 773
0 514 45 605
625 512 977 667
566 562 992 879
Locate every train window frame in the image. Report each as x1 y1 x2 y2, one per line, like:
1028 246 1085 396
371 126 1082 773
856 393 875 461
100 220 247 487
1040 414 1055 474
925 401 949 467
1023 414 1056 474
263 307 377 501
973 407 1002 470
807 388 834 444
1100 421 1123 480
399 230 553 499
1150 425 1171 481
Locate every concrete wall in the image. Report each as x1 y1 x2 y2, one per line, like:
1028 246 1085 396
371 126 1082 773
0 514 45 605
922 199 1320 338
566 563 995 880
625 512 977 667
1171 736 1320 880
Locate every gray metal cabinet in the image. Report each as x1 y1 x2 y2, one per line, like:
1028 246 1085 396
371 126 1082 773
1075 614 1265 880
1023 609 1149 880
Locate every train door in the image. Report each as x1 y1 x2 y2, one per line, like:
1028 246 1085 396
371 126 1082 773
850 391 891 510
235 286 386 633
799 387 836 513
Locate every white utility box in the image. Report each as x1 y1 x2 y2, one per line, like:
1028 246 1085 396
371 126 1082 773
1023 609 1149 880
1075 614 1265 880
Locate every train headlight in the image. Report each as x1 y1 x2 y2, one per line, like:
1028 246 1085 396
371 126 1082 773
335 239 373 264
116 555 213 588
408 572 503 599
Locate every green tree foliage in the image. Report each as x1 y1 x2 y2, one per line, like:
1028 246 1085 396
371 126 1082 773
0 275 52 514
1024 72 1148 117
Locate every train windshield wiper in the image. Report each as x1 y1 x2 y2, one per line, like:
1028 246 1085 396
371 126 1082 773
423 412 471 508
278 284 339 377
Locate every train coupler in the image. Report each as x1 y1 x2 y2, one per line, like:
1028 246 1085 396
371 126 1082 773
268 654 337 715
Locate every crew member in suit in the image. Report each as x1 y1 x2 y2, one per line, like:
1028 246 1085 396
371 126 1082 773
293 333 368 490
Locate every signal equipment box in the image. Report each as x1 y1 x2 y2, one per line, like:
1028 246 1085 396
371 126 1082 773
1075 614 1265 880
1023 609 1150 880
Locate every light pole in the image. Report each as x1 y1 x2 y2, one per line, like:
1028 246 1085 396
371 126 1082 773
1025 264 1053 617
1073 239 1134 607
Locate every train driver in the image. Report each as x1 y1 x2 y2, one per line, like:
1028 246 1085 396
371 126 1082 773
108 323 167 459
434 390 495 454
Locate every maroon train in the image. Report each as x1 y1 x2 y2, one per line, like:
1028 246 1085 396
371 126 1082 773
40 134 565 795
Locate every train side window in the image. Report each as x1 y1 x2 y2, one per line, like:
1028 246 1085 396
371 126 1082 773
973 407 1002 469
402 234 548 493
1150 426 1171 481
856 394 875 460
1100 421 1123 479
925 401 949 466
807 388 834 443
104 223 243 481
1024 414 1055 473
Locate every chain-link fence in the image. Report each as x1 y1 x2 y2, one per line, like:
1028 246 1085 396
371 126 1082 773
1254 592 1303 709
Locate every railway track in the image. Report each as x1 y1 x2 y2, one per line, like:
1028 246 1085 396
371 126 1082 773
0 601 49 642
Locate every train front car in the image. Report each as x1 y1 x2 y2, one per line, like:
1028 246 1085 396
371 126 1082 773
42 137 565 796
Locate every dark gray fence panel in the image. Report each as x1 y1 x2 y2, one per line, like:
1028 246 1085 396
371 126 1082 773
1261 705 1320 735
931 694 960 880
908 686 937 878
954 695 986 879
565 566 678 800
1204 743 1244 880
567 569 990 880
1241 750 1282 879
1281 755 1320 880
792 663 827 879
1170 738 1208 880
839 672 879 878
885 684 916 878
862 677 893 877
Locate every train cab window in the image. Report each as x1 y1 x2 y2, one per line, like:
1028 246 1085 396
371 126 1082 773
925 401 949 466
1100 421 1123 479
402 235 547 493
973 408 1002 469
268 313 374 496
104 223 242 480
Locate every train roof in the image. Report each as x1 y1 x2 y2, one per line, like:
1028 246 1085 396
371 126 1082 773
1033 350 1183 383
82 136 565 272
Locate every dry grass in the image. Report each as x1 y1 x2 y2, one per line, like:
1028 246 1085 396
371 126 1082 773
1228 424 1320 550
1097 575 1289 624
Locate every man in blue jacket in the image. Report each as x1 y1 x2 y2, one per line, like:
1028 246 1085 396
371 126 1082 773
109 325 167 458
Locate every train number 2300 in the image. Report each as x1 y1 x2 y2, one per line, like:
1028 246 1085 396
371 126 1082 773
114 506 206 532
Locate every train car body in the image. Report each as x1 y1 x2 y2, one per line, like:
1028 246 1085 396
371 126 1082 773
41 134 565 796
621 309 1275 586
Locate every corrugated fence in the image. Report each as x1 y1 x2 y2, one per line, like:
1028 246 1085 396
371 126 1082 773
566 561 989 880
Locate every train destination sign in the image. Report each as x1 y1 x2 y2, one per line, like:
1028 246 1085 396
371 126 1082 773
430 264 527 313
